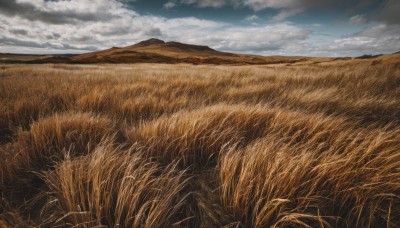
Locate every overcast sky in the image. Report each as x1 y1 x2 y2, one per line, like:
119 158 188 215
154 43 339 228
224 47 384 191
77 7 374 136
0 0 399 56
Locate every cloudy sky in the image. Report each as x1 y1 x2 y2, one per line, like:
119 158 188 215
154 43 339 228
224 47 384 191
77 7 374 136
0 0 399 56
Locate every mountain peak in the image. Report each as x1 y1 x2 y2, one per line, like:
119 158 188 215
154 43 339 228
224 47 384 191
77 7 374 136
135 38 165 46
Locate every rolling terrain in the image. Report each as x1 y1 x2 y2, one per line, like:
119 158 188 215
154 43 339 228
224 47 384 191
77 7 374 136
2 39 398 66
1 54 400 227
70 38 308 64
0 53 75 63
2 38 311 65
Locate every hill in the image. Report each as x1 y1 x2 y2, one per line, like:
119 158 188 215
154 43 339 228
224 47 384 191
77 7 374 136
35 38 309 65
1 39 399 65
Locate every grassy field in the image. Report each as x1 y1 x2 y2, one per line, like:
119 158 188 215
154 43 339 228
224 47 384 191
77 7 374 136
1 57 400 227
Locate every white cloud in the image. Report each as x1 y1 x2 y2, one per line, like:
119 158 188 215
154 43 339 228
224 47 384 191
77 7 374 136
0 0 313 54
181 0 226 8
207 23 310 52
273 8 304 21
280 23 400 57
176 0 356 20
349 15 367 25
244 15 259 22
0 0 398 57
163 1 176 9
330 24 400 55
241 0 297 11
178 0 298 10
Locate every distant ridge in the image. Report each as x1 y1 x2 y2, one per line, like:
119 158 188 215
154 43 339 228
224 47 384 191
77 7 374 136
9 38 385 65
134 38 165 47
164 41 216 52
60 38 308 64
131 38 219 53
2 38 400 65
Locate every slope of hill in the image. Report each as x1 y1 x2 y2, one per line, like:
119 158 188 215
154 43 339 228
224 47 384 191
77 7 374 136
0 53 76 63
2 39 399 65
42 38 309 65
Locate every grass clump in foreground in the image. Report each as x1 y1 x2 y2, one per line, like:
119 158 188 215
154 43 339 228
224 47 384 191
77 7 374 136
1 57 400 227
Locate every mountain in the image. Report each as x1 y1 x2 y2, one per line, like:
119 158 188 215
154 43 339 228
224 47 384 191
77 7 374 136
40 38 309 65
2 40 399 65
2 39 400 65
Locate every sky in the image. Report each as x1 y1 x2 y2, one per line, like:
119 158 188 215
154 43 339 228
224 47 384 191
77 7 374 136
0 0 399 56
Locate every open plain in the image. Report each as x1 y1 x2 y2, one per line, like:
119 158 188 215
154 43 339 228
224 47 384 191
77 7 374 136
1 53 400 227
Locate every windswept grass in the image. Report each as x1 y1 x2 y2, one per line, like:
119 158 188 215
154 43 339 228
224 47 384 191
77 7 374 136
1 56 400 227
41 144 189 227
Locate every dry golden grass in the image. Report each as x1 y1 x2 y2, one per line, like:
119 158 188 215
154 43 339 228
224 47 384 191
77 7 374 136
0 57 400 227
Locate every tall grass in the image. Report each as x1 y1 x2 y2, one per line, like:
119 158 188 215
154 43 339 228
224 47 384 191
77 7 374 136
40 144 189 227
0 57 400 227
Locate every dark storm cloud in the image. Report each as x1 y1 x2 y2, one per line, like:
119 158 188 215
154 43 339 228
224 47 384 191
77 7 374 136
45 32 62 40
377 0 400 24
0 0 74 24
170 0 382 20
0 0 22 16
9 28 29 36
162 0 396 23
0 35 98 50
177 0 373 10
0 0 125 24
0 36 46 48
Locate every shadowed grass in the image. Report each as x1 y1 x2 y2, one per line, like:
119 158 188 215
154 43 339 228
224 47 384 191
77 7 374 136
40 144 190 227
219 127 400 227
1 112 115 187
